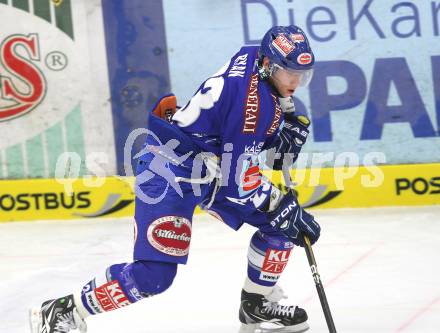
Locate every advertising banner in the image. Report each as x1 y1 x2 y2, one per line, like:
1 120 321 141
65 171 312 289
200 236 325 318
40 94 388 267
0 176 134 222
163 0 440 166
0 0 116 179
267 163 440 209
2 1 436 177
1 163 438 222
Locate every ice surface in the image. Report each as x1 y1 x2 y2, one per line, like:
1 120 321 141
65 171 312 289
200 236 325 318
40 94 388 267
1 206 440 333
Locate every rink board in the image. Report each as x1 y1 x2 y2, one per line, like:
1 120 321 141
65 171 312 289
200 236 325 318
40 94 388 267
0 163 439 222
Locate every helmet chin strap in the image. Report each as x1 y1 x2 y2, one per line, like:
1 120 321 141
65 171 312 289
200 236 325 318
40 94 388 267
257 56 284 96
257 54 273 81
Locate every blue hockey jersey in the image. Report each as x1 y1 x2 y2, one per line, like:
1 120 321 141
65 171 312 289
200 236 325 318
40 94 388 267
171 46 286 230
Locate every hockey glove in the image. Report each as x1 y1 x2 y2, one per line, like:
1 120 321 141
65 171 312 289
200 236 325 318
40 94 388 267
276 94 309 154
265 113 310 170
267 191 320 247
277 113 310 155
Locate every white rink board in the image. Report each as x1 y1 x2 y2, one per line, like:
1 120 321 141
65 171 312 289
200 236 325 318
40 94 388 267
1 207 440 333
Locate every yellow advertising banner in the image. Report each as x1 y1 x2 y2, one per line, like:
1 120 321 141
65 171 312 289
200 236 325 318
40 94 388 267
265 163 440 209
0 177 135 222
0 163 439 222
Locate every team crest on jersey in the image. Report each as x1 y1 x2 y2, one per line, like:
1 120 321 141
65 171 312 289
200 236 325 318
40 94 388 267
242 159 262 192
272 34 294 57
147 216 192 256
236 156 263 199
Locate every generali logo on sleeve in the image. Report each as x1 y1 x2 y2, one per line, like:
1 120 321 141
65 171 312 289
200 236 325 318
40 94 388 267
242 73 260 134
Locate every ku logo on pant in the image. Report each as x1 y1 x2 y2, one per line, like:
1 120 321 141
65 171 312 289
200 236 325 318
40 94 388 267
262 249 291 274
94 280 131 312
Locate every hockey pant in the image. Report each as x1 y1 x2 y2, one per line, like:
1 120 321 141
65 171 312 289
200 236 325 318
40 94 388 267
76 143 294 316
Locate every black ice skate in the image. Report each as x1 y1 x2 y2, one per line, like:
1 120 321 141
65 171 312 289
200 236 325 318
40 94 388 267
30 294 87 333
239 286 309 333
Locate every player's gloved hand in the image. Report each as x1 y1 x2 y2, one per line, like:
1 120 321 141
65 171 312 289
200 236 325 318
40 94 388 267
265 113 310 170
267 191 320 247
277 113 310 155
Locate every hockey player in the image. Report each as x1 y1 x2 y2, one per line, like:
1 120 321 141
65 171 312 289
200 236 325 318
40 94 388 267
30 25 320 333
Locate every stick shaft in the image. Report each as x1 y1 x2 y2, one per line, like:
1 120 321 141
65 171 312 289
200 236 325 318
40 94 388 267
303 236 337 333
281 165 337 332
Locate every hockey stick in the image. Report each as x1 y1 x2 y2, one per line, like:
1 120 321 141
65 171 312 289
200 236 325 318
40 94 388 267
281 167 337 333
303 235 337 333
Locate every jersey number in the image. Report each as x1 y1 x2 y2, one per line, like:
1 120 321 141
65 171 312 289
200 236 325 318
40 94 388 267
173 76 224 127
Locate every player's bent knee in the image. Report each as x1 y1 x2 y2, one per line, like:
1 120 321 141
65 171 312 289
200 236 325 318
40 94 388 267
131 260 177 295
109 260 177 301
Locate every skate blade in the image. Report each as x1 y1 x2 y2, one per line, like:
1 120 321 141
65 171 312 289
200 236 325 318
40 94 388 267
29 307 41 333
239 321 309 333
